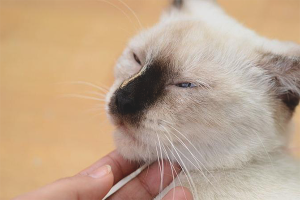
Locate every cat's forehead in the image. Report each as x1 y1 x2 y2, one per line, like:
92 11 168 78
132 20 206 57
130 20 223 71
146 20 204 52
129 19 252 81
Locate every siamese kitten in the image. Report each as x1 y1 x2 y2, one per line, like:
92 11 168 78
106 0 300 199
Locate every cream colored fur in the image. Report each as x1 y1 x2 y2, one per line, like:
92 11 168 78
106 0 300 199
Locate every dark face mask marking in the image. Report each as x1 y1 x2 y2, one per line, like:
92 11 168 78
109 60 170 125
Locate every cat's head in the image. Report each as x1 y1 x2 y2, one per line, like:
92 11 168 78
106 0 300 169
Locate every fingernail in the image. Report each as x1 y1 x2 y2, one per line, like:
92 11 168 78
89 165 111 179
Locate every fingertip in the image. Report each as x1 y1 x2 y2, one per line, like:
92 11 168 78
88 165 112 179
163 186 193 200
102 167 114 188
93 167 114 193
71 166 115 200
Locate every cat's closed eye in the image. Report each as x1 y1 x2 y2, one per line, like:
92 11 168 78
176 82 197 88
133 53 141 65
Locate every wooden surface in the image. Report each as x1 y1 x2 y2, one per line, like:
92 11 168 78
0 0 299 199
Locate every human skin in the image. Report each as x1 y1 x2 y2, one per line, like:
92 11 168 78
13 150 192 200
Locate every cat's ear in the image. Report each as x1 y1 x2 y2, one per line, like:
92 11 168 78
258 41 300 112
172 0 184 9
171 0 217 9
161 0 219 20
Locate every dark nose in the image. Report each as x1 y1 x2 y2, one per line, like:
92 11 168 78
115 89 139 115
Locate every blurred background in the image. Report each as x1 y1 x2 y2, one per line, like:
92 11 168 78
0 0 299 199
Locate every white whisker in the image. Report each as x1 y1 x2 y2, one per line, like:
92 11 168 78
117 0 143 29
155 142 163 199
60 94 106 102
254 131 276 172
164 142 197 200
97 0 139 31
85 91 107 98
58 81 109 93
162 142 187 200
156 133 165 196
84 106 105 113
162 129 198 199
162 121 218 186
161 120 217 180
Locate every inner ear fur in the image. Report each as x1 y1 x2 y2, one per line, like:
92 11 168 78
259 53 300 111
173 0 183 8
171 0 217 9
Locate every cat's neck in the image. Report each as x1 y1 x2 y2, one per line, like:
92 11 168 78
170 136 287 171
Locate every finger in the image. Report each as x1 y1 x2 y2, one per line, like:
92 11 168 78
71 165 114 199
162 187 193 200
80 150 139 185
14 165 114 200
108 161 181 200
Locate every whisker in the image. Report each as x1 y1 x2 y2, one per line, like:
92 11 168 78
161 120 217 179
155 143 163 199
60 94 106 102
254 131 276 172
161 143 176 200
85 91 107 98
144 164 150 178
97 0 139 31
84 106 105 113
162 123 217 191
88 112 106 120
58 81 109 93
82 112 108 123
164 141 196 200
117 0 143 29
156 133 165 196
162 142 187 200
162 129 198 199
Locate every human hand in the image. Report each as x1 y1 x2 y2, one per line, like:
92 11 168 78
13 150 193 200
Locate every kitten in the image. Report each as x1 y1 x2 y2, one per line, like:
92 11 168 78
106 0 300 199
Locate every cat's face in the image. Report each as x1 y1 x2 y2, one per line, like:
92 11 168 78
106 1 300 169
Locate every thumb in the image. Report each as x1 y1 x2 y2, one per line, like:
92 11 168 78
55 165 114 200
13 165 114 200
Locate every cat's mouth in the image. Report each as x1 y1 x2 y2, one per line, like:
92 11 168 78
107 110 138 143
116 122 139 143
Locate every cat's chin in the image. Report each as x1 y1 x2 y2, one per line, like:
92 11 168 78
116 123 138 142
113 128 155 162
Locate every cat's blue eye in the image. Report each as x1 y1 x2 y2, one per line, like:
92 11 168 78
176 82 197 88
